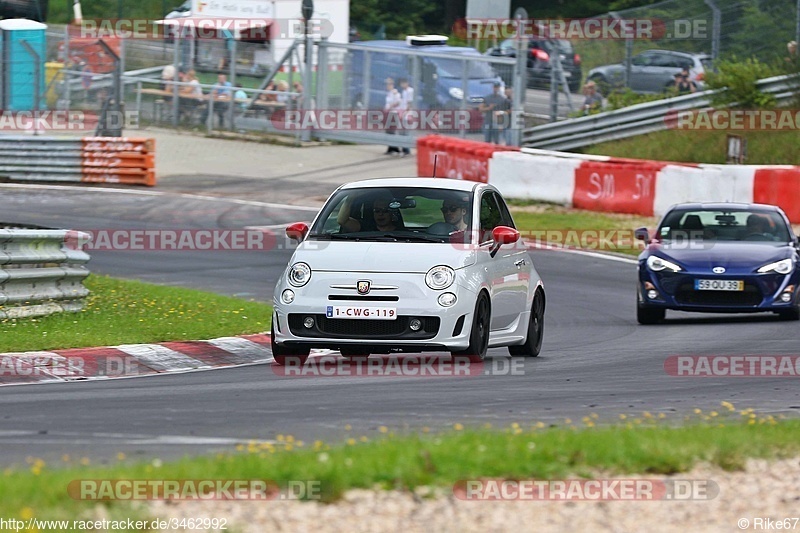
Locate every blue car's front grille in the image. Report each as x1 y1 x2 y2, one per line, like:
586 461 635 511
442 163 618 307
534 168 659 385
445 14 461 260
674 282 762 306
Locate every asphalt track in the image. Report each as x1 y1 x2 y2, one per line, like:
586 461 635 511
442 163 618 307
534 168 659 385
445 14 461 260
1 181 799 466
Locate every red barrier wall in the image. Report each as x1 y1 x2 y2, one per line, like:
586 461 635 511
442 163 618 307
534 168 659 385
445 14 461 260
416 135 519 183
753 168 800 223
572 161 665 216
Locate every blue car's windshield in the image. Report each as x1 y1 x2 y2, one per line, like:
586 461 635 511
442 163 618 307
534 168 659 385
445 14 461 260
658 209 792 243
432 57 497 79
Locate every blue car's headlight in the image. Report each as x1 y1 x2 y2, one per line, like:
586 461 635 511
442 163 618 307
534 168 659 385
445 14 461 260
647 255 682 272
757 258 794 274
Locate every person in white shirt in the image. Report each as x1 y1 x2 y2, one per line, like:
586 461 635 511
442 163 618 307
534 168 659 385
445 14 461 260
384 77 402 155
398 78 414 156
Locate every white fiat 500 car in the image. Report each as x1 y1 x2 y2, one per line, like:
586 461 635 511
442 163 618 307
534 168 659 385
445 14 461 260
271 178 545 364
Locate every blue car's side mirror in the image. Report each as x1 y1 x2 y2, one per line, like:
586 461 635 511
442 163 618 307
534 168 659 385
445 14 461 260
634 227 650 243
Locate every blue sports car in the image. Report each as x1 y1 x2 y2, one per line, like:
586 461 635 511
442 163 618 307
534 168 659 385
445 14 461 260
635 203 800 324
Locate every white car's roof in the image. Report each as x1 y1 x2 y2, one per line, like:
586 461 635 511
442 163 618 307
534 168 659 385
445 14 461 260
339 177 484 193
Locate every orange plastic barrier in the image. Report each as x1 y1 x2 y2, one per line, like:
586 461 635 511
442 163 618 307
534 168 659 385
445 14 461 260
416 135 519 183
80 137 156 186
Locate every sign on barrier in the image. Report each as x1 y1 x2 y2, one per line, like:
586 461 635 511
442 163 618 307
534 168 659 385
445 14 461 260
573 162 662 216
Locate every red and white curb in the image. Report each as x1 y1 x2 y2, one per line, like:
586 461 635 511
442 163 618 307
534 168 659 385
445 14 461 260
0 334 281 386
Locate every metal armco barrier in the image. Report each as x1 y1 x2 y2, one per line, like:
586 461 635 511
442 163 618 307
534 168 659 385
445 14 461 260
0 230 91 319
0 136 156 186
522 74 800 150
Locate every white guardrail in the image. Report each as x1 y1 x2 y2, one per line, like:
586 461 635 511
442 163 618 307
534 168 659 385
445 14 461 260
0 230 91 319
522 74 800 150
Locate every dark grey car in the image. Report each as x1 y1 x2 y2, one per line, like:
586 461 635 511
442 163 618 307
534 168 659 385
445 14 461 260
486 38 583 93
587 50 712 95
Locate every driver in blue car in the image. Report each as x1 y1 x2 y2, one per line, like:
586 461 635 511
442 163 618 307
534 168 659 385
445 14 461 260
744 214 776 241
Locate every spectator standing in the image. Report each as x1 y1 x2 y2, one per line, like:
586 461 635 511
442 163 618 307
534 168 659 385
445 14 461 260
582 81 603 114
500 86 515 146
398 78 414 156
201 73 232 128
384 77 402 155
479 81 505 143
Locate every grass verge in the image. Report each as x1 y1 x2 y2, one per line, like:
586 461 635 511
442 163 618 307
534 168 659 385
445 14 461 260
508 201 655 257
583 129 800 166
2 415 798 529
0 275 272 353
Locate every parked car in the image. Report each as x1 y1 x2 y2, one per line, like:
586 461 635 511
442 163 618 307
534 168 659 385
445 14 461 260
271 178 546 364
346 36 504 113
635 203 800 324
588 50 711 96
486 38 582 93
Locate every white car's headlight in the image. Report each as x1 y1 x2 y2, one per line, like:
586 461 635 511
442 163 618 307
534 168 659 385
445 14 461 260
647 255 682 272
757 258 794 274
448 87 464 100
425 265 455 290
287 262 312 287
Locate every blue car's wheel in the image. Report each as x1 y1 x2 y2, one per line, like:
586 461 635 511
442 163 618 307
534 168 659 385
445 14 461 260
637 302 665 325
779 303 800 321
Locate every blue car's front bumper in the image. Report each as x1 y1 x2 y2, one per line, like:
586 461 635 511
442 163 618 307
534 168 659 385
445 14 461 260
638 266 800 313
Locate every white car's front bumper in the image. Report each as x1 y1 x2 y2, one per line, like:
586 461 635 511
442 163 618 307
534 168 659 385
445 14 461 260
273 270 478 352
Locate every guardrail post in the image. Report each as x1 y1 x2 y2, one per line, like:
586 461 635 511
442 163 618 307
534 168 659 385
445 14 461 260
301 22 313 142
136 80 142 128
703 0 721 60
228 33 237 131
460 61 468 138
95 39 123 137
172 29 180 127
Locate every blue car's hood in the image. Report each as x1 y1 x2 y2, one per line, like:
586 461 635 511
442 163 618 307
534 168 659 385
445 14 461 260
647 241 793 270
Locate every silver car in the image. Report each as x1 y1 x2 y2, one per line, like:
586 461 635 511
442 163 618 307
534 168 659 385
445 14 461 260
587 50 712 95
271 178 546 365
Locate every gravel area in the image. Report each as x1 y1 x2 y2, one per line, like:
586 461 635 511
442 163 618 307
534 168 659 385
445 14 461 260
149 457 800 532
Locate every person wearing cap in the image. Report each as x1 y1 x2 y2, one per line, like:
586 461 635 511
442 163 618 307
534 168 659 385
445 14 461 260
479 81 505 144
582 81 603 114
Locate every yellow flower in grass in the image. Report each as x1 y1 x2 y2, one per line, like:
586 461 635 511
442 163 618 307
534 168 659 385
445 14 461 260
346 438 356 446
20 508 34 520
721 401 735 411
453 423 464 431
379 426 388 434
619 414 627 420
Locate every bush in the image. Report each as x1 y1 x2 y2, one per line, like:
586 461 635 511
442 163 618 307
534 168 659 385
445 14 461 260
705 57 779 109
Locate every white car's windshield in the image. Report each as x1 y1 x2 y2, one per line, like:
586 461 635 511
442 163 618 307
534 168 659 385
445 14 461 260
309 187 475 243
